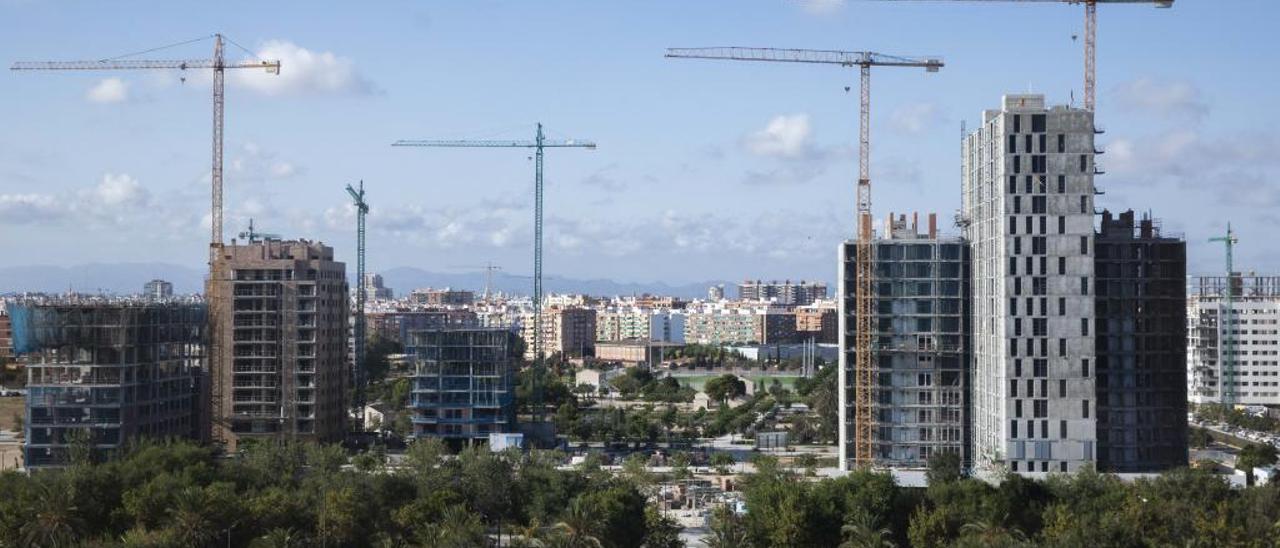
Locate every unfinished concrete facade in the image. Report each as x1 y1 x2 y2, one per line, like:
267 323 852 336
10 301 205 468
962 94 1098 475
207 240 348 450
1188 276 1280 405
1094 210 1188 472
406 327 517 443
839 213 971 470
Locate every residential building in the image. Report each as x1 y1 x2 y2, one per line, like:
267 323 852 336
143 279 173 300
406 327 517 443
838 212 971 470
0 310 13 367
520 306 596 360
795 305 838 344
962 94 1098 475
596 309 652 342
411 288 475 306
1094 210 1188 472
708 285 726 301
738 279 828 306
757 311 798 344
364 273 393 301
684 307 759 345
1188 275 1280 406
650 310 686 344
10 301 205 468
207 239 348 450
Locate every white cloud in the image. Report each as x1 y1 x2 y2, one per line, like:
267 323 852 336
890 102 947 135
0 193 66 223
1112 78 1208 121
89 173 148 207
86 78 129 103
226 142 303 184
744 114 813 159
232 40 375 96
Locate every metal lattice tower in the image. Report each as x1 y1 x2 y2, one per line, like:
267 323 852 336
666 46 941 468
1209 224 1238 404
346 181 369 417
393 124 596 424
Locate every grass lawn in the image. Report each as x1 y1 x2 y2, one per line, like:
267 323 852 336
0 397 22 431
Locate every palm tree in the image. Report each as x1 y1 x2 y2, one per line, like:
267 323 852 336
510 519 548 548
960 515 1028 546
19 480 83 548
168 486 218 547
840 513 896 548
250 527 308 548
549 499 604 548
417 505 487 548
704 505 750 548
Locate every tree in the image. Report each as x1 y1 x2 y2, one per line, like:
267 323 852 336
926 451 963 485
19 479 84 548
840 512 896 548
710 452 735 475
642 506 682 548
551 498 604 548
704 374 746 404
1189 427 1213 449
705 505 749 548
1237 443 1278 487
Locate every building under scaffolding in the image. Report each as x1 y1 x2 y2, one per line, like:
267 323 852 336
1188 273 1280 406
406 327 517 445
839 213 971 470
8 300 205 468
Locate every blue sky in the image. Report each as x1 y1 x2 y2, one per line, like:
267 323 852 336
0 0 1276 285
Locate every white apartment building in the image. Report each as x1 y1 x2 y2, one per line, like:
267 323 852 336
962 94 1098 476
1188 276 1280 405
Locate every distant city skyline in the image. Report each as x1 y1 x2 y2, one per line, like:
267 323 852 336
1 1 1276 285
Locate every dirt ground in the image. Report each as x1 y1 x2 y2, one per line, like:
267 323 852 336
0 397 22 431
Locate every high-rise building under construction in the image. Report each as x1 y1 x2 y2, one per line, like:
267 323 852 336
962 94 1100 475
207 239 348 450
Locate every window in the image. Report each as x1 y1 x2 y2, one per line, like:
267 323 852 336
1014 237 1022 255
1039 257 1047 275
1082 359 1090 377
1080 195 1088 214
1057 134 1065 153
1025 134 1032 153
1059 257 1066 275
1059 380 1067 398
1008 134 1017 153
1080 236 1089 254
1032 237 1046 255
1034 359 1048 378
1009 176 1018 194
1014 155 1022 173
1028 420 1035 438
1015 196 1023 214
1060 461 1068 472
1010 217 1017 235
1013 114 1021 133
1011 421 1019 439
1079 154 1087 172
1039 216 1047 235
1010 299 1018 315
1058 216 1066 234
1033 277 1047 296
1032 196 1046 214
1081 318 1089 336
1058 175 1066 193
1059 338 1067 357
1082 400 1090 419
1025 216 1033 234
1081 277 1089 295
1032 155 1047 174
1033 399 1048 418
1032 114 1046 132
1025 176 1033 194
1016 399 1024 418
1009 257 1017 275
1011 379 1019 397
1015 359 1023 377
1059 297 1066 316
1039 134 1047 153
1060 420 1067 439
1011 338 1019 357
1033 318 1047 337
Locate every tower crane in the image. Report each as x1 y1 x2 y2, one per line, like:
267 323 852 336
346 181 370 419
11 34 281 251
666 47 942 468
853 0 1173 111
393 124 596 426
237 218 281 243
1209 224 1238 404
453 263 505 301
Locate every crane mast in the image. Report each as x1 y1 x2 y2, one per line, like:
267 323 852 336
1209 225 1238 405
393 125 596 427
346 181 370 419
665 47 942 467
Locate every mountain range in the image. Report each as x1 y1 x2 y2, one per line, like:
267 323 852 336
0 263 751 300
